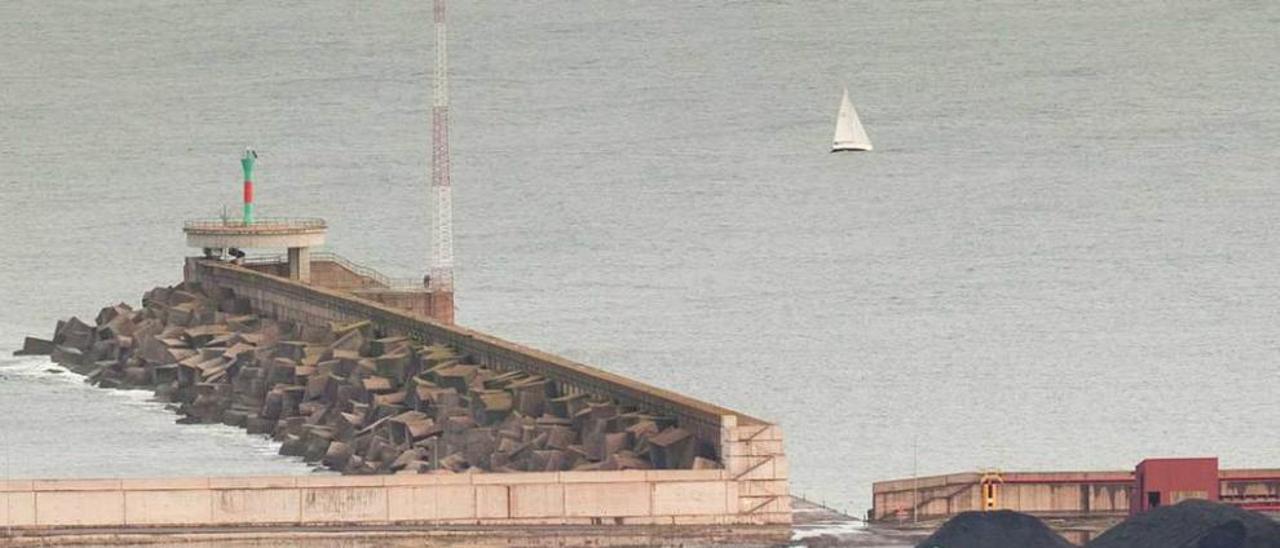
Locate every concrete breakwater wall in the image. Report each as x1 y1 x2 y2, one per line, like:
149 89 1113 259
183 259 790 523
11 257 788 529
185 259 752 452
186 260 788 480
0 470 771 530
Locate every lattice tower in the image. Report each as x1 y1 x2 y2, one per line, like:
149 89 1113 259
428 0 454 293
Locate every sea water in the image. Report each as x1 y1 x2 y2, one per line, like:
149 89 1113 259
2 1 1278 516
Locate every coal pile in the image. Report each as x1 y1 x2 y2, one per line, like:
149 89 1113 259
916 510 1074 548
1086 499 1280 548
16 282 718 474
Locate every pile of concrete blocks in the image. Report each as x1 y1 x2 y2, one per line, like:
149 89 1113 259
17 282 718 475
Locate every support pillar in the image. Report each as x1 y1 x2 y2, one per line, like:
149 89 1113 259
288 246 311 283
428 290 455 324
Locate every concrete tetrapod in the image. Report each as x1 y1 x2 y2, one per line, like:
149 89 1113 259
23 281 719 475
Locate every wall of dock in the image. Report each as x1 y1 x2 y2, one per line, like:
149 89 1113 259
0 470 782 529
182 258 790 525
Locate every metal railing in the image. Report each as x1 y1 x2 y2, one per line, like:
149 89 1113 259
314 252 394 287
183 217 327 231
243 251 426 291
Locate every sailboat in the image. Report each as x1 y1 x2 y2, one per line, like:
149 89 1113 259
831 87 872 152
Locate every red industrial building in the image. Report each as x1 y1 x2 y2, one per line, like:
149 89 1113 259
1132 457 1220 514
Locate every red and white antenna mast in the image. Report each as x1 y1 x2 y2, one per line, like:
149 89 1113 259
428 0 454 294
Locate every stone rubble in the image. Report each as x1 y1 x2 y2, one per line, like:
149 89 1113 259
18 281 716 475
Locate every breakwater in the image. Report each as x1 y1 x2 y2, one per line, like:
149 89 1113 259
10 257 789 531
23 282 708 475
0 472 769 531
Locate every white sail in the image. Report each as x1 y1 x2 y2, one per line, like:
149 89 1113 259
832 88 872 152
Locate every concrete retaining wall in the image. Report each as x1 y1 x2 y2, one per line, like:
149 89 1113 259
1 471 772 529
183 258 789 525
246 260 382 291
246 260 450 323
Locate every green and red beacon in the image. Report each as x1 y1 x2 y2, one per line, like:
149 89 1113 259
184 151 327 282
241 148 257 225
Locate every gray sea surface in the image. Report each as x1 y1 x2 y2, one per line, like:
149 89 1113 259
2 1 1279 516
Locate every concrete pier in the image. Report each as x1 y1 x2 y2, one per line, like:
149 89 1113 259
286 246 310 283
179 257 790 524
183 258 789 518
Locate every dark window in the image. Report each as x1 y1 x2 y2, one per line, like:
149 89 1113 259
1147 491 1161 508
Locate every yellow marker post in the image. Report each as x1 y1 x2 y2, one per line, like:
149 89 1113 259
980 470 1004 511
